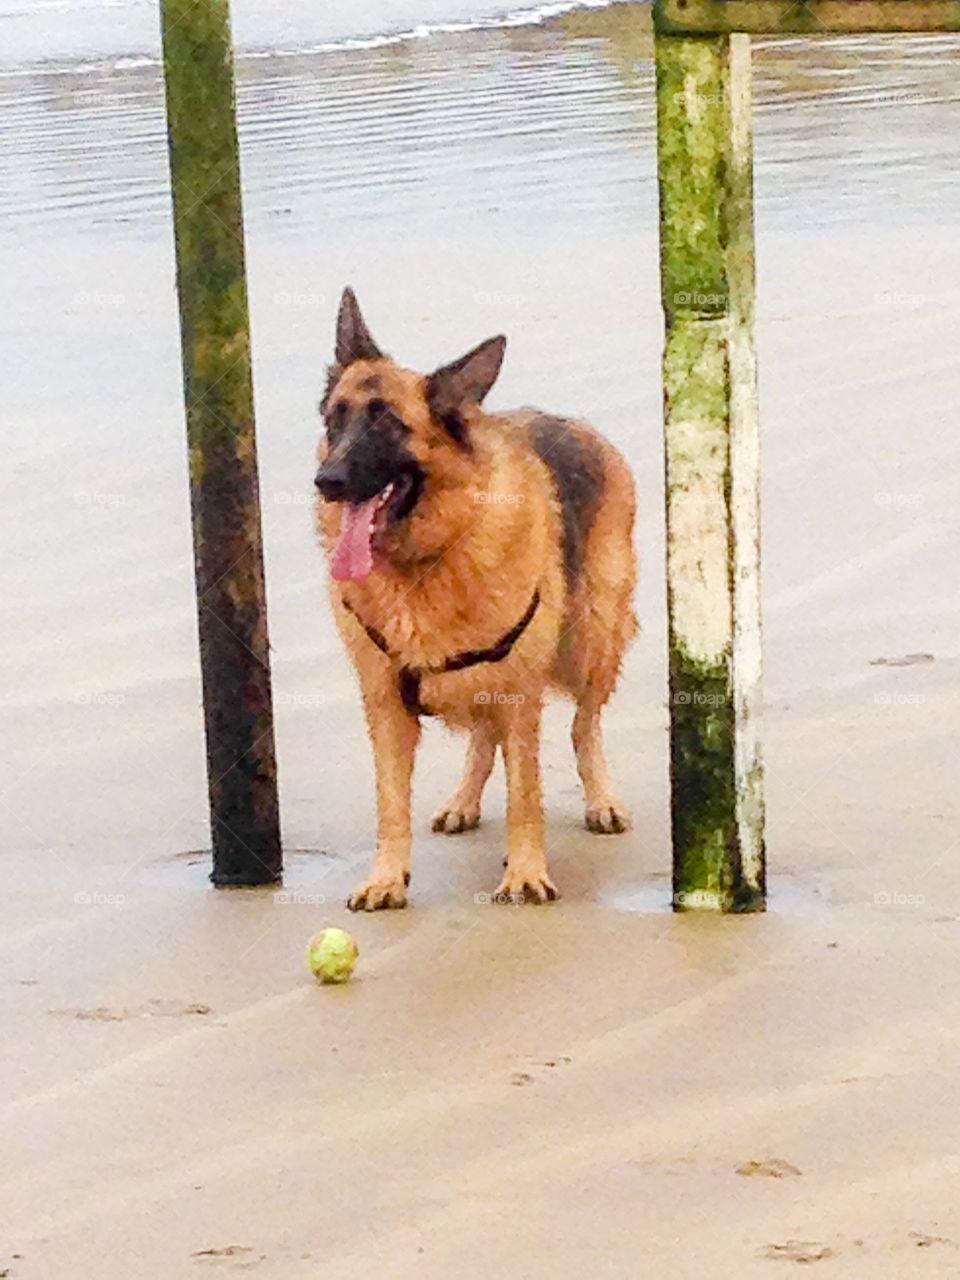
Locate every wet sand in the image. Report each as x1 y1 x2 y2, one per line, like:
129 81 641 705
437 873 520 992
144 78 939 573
4 4 960 1274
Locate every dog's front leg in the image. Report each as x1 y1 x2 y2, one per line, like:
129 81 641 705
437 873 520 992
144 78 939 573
494 693 558 904
348 682 421 911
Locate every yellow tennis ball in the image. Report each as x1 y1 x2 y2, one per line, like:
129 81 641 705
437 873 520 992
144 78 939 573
306 927 358 984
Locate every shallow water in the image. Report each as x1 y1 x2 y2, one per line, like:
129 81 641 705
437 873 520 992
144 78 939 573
0 0 622 70
3 7 959 235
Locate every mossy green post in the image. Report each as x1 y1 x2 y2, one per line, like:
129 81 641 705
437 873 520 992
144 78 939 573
655 0 960 35
160 0 282 886
654 23 765 911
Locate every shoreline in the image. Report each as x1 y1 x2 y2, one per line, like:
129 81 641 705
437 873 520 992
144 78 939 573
0 0 635 77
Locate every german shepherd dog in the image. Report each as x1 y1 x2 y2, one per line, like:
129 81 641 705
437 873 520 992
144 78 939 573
315 289 636 910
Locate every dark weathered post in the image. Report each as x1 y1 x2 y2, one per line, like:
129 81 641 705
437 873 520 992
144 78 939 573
654 19 765 911
160 0 282 885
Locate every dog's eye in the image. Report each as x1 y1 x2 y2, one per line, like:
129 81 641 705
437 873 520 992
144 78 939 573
327 400 347 438
367 398 389 422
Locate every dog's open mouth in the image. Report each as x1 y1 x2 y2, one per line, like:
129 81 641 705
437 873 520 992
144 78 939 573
330 473 418 583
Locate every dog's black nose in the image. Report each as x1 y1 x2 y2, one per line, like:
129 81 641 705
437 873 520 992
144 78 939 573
315 463 348 501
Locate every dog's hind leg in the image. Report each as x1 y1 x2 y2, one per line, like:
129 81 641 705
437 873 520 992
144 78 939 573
573 697 631 834
431 720 498 834
566 443 636 835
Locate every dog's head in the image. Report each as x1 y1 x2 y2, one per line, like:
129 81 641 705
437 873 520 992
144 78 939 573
316 288 506 582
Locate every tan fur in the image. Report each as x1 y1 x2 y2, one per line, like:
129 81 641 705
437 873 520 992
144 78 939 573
316 342 637 909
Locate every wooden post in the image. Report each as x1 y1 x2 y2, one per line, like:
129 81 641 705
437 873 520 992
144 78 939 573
654 30 765 911
160 0 282 885
655 0 960 35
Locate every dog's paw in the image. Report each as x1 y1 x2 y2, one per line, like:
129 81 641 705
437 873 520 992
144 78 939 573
430 803 481 834
347 873 409 912
585 799 631 835
493 865 559 905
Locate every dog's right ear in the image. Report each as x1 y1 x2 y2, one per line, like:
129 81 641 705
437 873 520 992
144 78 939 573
335 287 383 366
427 335 506 413
425 335 506 449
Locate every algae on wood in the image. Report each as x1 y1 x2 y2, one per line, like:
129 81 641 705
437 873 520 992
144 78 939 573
160 0 282 885
654 0 960 35
655 32 765 911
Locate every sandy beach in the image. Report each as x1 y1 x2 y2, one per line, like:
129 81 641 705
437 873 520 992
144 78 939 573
3 2 960 1274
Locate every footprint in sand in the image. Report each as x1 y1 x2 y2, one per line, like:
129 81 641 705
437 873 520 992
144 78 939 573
192 1246 265 1269
51 999 212 1022
761 1241 834 1264
737 1158 802 1179
510 1056 572 1086
869 652 935 667
510 1071 535 1086
907 1232 957 1250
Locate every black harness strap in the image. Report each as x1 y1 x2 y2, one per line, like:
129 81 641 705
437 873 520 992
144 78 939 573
398 667 428 718
343 589 541 718
439 590 541 671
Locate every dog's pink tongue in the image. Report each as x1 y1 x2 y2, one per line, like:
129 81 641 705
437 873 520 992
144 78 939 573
331 497 380 582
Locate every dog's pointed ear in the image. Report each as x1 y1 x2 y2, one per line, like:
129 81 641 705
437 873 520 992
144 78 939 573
427 336 506 419
335 287 383 366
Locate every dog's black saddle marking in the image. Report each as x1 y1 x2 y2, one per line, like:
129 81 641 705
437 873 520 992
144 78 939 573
343 590 541 717
528 415 605 591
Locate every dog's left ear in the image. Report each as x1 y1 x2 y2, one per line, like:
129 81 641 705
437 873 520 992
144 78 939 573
426 336 506 446
428 335 506 411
